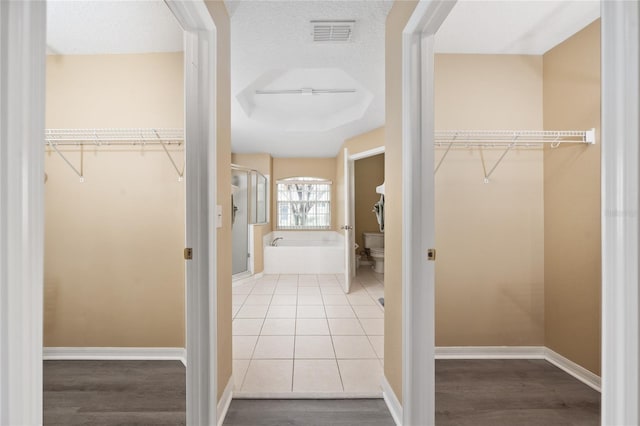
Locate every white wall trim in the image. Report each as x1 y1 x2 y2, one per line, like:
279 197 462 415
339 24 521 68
381 376 403 426
401 1 456 425
43 347 187 364
435 346 545 360
164 1 218 424
349 146 385 161
601 1 640 424
545 348 601 392
433 346 601 393
216 376 234 426
0 1 46 424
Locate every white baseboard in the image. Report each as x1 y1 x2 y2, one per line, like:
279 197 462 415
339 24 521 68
435 346 601 392
217 375 234 426
381 376 402 426
43 347 187 365
545 347 601 392
435 346 545 360
232 272 264 287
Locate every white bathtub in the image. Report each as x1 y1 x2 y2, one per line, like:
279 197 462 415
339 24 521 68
263 231 345 274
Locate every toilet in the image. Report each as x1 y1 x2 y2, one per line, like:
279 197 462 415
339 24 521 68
363 232 384 274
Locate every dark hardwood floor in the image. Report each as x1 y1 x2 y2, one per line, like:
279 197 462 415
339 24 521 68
43 359 600 425
44 360 186 425
436 359 600 426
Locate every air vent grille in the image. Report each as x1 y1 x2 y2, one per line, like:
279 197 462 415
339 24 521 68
311 20 355 43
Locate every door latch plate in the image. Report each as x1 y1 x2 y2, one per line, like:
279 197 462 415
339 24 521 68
184 248 193 260
427 248 436 261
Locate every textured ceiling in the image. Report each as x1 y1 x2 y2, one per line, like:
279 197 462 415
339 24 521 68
47 0 183 55
228 1 393 158
435 0 600 54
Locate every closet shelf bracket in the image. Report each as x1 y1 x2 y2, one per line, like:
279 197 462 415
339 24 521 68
47 141 84 182
153 129 185 181
434 128 596 181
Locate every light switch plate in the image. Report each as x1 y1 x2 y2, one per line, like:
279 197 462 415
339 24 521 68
216 205 222 228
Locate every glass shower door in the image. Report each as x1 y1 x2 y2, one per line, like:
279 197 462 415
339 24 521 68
231 170 249 275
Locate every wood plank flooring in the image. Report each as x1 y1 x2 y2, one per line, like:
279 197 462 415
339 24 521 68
43 359 600 425
44 360 186 425
436 359 600 426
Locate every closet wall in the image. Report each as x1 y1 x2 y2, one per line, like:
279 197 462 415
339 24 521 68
45 53 185 347
434 54 545 346
543 20 601 375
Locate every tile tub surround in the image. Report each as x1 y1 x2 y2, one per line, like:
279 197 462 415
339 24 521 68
232 268 385 397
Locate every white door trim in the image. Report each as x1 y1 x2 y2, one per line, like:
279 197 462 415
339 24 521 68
164 1 218 424
601 2 640 425
344 146 385 287
0 1 46 423
0 0 218 424
342 148 353 293
401 2 455 425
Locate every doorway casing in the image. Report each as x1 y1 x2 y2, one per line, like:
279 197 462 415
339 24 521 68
343 145 385 293
0 0 220 424
399 1 640 425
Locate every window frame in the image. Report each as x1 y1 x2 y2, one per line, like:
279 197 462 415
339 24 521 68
276 177 332 230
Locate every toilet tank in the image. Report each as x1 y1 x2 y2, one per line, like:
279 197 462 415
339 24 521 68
363 232 384 249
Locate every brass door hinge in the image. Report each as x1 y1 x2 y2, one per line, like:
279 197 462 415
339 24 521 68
184 248 193 260
427 248 436 261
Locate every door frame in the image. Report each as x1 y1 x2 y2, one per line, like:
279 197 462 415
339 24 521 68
343 146 385 293
0 1 219 424
401 2 455 425
403 1 640 425
601 2 639 425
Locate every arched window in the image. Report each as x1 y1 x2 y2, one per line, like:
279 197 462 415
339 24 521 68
276 177 331 230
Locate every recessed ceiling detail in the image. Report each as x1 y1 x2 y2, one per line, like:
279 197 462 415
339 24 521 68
236 68 373 132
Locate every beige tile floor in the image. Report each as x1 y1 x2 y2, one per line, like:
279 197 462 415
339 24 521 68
232 267 385 396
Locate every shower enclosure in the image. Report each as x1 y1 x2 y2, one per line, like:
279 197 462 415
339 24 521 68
231 165 268 277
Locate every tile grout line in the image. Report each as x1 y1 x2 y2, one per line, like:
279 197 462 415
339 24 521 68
290 274 301 392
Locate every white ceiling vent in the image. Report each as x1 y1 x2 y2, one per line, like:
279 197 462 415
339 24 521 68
311 20 355 43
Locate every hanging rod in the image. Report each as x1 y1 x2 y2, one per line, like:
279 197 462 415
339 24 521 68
45 128 185 182
45 128 184 146
434 128 596 183
434 129 595 148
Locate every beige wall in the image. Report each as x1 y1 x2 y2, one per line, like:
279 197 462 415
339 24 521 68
384 1 418 402
434 54 545 346
206 0 233 400
271 157 337 230
543 20 601 375
354 154 385 255
44 53 185 348
232 153 272 178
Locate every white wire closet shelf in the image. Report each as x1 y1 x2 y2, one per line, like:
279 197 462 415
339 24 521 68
45 128 184 145
45 128 185 182
434 128 596 182
435 129 595 148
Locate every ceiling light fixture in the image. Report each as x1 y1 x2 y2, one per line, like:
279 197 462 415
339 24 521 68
255 88 356 96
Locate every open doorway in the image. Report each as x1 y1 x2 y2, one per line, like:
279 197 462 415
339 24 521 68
42 3 187 422
399 0 604 424
227 0 390 398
